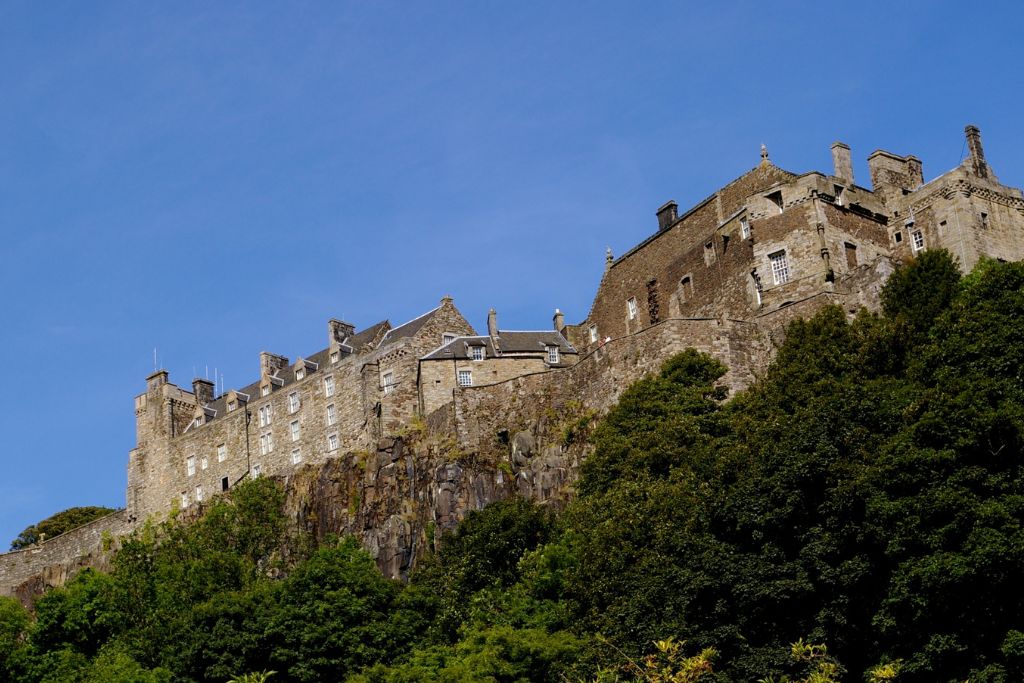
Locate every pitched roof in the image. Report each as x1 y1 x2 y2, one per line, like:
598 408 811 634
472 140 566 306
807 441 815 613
379 306 441 345
421 330 576 362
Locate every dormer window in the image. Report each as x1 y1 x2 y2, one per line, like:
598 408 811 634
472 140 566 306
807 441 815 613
296 368 305 381
330 351 340 363
192 416 203 428
547 346 559 364
227 400 237 413
471 346 485 361
261 384 270 397
443 333 456 345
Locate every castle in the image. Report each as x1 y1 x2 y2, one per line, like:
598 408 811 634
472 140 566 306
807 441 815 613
4 125 1023 596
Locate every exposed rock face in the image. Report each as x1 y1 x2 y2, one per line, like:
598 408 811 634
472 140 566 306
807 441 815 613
282 428 585 580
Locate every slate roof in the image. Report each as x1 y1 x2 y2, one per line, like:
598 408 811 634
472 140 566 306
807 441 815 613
379 306 442 346
421 330 576 362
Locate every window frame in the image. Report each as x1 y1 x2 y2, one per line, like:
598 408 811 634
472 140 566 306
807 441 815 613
471 345 485 361
288 391 300 413
217 443 227 462
588 325 598 343
382 371 395 395
323 375 335 397
546 345 559 364
769 250 791 285
457 369 473 387
327 433 339 451
326 403 337 426
627 297 638 320
912 230 925 253
186 456 196 477
290 419 300 442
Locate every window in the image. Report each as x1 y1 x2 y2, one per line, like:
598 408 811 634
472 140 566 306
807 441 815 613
291 449 302 465
261 384 270 397
290 420 300 442
547 346 559 364
192 416 203 428
679 276 693 302
458 370 473 387
296 368 305 381
323 376 335 397
767 190 784 213
288 392 300 413
751 270 763 307
330 350 340 363
769 250 790 285
217 443 227 462
259 404 272 427
227 400 237 413
589 325 598 343
200 456 209 471
195 486 204 503
740 218 751 239
471 346 485 361
260 432 273 455
627 297 638 320
221 477 229 492
443 333 456 345
833 185 845 206
893 231 903 244
326 403 337 426
703 240 716 266
981 211 989 229
382 371 395 395
844 242 858 269
252 464 262 478
186 456 196 477
912 230 925 252
181 492 189 508
328 433 339 451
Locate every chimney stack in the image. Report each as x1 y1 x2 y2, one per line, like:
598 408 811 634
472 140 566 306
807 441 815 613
656 201 678 231
328 319 355 345
965 125 989 178
553 309 565 334
487 308 498 339
260 351 290 377
831 142 854 183
192 378 214 406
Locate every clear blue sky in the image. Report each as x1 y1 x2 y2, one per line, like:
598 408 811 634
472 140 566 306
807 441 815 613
2 1 1022 546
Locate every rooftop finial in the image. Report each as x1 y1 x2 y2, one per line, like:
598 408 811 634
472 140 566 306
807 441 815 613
760 143 770 165
606 247 613 262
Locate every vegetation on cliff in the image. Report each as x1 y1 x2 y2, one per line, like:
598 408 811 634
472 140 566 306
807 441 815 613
2 251 1023 682
9 507 118 551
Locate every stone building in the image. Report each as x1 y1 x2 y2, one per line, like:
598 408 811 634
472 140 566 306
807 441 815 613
5 124 1023 597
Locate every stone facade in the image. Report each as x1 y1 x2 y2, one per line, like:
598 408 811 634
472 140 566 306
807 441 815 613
5 124 1024 599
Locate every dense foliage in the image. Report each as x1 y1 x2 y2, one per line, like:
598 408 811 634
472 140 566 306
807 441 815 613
10 507 118 550
2 251 1022 682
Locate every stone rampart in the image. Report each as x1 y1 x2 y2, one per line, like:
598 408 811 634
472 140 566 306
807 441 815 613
0 509 132 606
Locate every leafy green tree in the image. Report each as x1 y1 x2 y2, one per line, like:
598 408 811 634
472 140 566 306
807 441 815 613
11 507 118 550
0 596 30 680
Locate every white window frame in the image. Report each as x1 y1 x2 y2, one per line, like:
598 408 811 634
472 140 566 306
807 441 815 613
217 444 227 462
627 297 638 320
295 368 305 381
252 464 262 478
382 371 395 395
181 492 189 508
259 404 272 427
186 456 196 477
290 420 300 442
589 325 598 343
769 250 791 285
260 432 273 456
261 384 270 397
329 350 340 364
458 369 473 387
291 449 302 465
328 433 339 451
200 456 209 471
547 345 559 364
323 375 335 397
288 391 300 413
471 346 485 361
740 217 751 239
227 400 237 413
442 333 456 345
326 403 337 426
912 230 925 253
195 486 204 503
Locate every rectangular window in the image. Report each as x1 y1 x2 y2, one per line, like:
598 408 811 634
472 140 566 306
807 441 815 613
290 420 300 442
195 486 204 503
328 433 339 451
323 376 335 397
844 242 858 269
259 404 272 427
288 392 300 413
221 477 229 492
330 350 340 364
546 346 559 364
382 371 395 395
981 211 989 229
703 240 716 266
260 433 273 455
227 400 237 413
589 325 598 343
296 368 305 381
443 333 456 345
769 250 790 285
217 444 227 462
181 492 189 508
912 230 925 252
326 403 337 426
186 456 196 477
200 456 209 471
471 346 484 361
261 384 271 397
740 218 751 239
893 231 903 244
252 464 262 478
679 276 693 302
291 449 302 465
458 370 473 387
627 297 638 320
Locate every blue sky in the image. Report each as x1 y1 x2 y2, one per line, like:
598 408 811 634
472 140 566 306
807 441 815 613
1 1 1022 546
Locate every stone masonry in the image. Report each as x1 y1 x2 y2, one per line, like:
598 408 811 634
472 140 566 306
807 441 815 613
4 125 1023 598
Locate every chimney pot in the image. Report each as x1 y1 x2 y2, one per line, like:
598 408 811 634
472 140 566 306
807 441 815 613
192 378 214 406
553 308 565 333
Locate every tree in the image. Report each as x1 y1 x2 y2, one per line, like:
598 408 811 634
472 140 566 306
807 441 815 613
10 506 118 550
